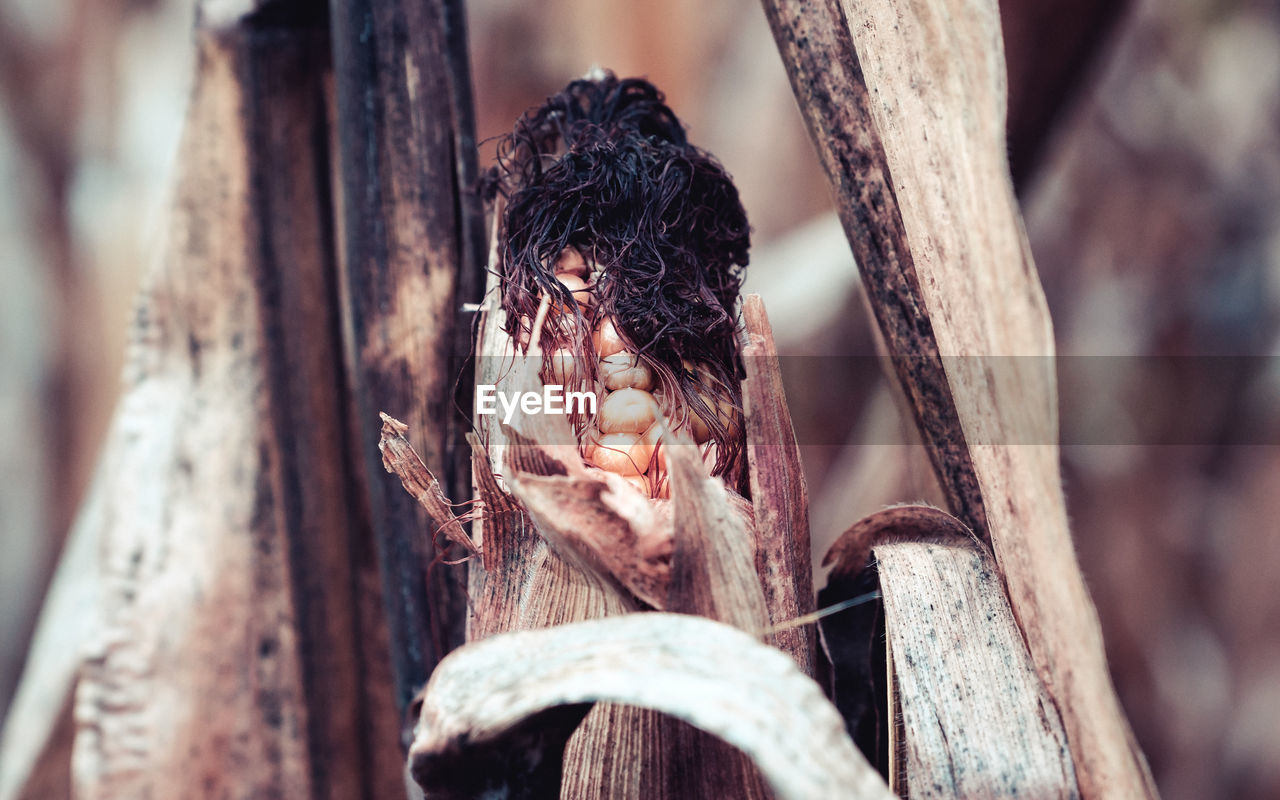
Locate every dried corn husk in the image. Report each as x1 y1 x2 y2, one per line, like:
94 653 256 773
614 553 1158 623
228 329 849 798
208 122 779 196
407 614 893 800
824 506 1078 798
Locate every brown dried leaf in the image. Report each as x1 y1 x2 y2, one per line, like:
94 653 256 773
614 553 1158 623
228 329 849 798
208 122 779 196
665 431 770 634
504 469 671 609
823 504 976 582
379 413 478 556
407 613 895 800
741 294 818 675
875 541 1078 798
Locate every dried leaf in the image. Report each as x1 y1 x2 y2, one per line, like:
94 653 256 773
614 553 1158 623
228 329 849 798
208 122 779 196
408 613 895 800
742 294 818 675
823 504 976 582
762 0 1155 793
504 470 671 609
824 508 1077 797
379 413 478 556
665 433 770 634
875 541 1078 799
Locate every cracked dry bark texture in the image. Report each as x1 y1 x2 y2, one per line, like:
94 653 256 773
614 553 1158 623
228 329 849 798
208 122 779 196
761 0 1156 796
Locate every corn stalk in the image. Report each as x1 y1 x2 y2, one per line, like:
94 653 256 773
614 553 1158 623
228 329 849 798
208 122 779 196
1 0 478 796
760 0 1157 796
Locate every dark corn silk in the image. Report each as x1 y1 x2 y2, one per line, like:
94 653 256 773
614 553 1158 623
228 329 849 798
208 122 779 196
481 72 750 492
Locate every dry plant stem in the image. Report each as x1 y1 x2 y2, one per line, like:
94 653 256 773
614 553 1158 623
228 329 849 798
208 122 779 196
330 0 472 700
762 0 1156 795
408 614 896 800
70 18 402 799
759 0 987 539
438 0 489 513
742 294 818 676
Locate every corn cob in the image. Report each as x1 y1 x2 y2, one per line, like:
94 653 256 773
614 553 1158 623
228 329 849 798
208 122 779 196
481 73 750 500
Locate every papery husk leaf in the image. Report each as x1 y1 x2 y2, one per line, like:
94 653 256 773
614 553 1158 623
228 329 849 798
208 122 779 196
741 294 818 676
380 413 478 556
408 613 895 800
824 508 1078 797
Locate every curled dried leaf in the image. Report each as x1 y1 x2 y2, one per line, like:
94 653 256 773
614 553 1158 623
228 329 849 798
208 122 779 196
504 469 673 609
407 613 895 800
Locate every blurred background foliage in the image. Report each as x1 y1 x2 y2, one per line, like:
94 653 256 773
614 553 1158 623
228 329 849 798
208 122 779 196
1 0 1277 797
